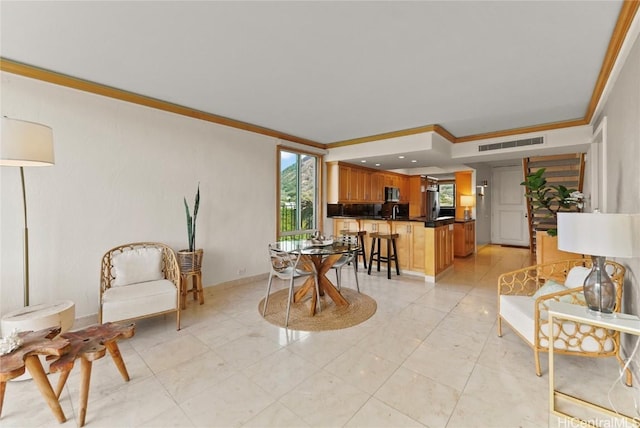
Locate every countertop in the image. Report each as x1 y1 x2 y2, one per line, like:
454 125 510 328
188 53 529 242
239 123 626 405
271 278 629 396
331 215 455 227
454 218 476 223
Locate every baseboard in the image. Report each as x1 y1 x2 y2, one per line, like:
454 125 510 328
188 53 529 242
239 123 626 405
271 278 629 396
73 313 99 329
205 273 269 293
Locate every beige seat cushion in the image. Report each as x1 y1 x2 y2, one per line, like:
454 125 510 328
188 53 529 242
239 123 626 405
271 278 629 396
102 279 177 323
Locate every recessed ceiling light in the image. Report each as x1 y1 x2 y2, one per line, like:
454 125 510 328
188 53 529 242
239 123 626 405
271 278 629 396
375 163 381 166
361 160 367 163
411 160 417 163
398 156 405 159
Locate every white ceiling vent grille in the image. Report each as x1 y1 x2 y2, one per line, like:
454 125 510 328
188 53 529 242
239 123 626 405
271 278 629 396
478 136 544 152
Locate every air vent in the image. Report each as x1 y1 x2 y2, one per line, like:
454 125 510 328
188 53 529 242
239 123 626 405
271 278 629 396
479 136 544 152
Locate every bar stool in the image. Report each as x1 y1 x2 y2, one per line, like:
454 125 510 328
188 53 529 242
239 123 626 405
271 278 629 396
368 232 400 279
180 270 204 309
340 229 367 270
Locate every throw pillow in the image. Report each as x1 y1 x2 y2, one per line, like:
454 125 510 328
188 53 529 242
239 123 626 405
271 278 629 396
565 266 592 289
532 280 568 300
113 247 163 286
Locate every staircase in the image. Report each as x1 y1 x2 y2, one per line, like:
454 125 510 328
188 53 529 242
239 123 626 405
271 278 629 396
522 153 585 253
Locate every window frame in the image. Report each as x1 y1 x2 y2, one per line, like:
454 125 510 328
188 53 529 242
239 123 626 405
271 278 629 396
276 146 323 241
438 181 456 208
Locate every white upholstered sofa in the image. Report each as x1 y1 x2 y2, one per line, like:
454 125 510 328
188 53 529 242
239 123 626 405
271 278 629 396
497 258 631 385
100 242 181 330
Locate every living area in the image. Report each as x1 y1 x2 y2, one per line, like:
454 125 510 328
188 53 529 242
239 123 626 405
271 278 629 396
2 2 640 427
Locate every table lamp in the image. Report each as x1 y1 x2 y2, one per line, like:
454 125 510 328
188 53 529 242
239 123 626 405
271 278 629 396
460 195 474 220
557 212 640 314
1 117 55 307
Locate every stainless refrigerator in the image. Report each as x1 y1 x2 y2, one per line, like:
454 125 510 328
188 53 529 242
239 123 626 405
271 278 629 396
422 177 440 221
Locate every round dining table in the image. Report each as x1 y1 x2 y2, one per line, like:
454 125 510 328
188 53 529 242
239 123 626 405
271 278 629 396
274 239 359 316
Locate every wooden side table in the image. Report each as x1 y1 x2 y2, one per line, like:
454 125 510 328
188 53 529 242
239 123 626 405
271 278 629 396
180 270 204 309
0 327 70 423
48 322 135 427
548 301 640 426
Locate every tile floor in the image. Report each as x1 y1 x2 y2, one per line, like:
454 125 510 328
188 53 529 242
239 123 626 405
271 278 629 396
3 245 639 427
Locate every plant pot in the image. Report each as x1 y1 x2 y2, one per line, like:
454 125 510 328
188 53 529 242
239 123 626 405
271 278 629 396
535 231 582 265
177 249 203 273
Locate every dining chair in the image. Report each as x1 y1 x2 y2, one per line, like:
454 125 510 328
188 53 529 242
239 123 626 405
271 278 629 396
263 243 320 326
331 235 360 293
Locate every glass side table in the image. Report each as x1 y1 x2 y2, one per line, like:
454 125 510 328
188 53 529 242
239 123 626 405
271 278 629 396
548 301 640 427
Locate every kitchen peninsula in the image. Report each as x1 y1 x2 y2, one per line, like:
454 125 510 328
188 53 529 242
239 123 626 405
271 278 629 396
331 216 455 282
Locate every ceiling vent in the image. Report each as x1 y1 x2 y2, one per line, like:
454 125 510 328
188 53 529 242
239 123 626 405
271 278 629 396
478 136 544 152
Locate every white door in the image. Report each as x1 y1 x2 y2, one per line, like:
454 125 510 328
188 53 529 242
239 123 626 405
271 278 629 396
491 166 529 247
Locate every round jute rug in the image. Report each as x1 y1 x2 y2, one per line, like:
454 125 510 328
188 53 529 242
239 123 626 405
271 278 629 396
258 287 377 331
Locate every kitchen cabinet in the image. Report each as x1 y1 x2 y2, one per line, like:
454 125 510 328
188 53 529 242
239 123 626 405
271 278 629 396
338 164 352 201
370 173 384 202
361 219 392 260
425 223 454 278
408 176 423 218
333 218 360 237
454 220 475 257
327 161 413 204
328 162 385 203
392 221 425 272
398 175 409 203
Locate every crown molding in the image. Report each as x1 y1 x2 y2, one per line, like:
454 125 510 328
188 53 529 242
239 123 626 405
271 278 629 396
0 58 325 150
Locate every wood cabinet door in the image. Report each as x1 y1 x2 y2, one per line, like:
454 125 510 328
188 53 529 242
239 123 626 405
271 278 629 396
411 224 425 271
454 223 465 257
446 225 455 268
466 222 475 254
392 222 411 271
362 171 372 201
338 165 351 201
408 176 423 218
434 226 447 275
354 169 367 201
398 176 409 202
371 173 383 202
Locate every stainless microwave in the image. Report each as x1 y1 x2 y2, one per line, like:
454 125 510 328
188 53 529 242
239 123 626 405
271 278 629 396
384 186 400 202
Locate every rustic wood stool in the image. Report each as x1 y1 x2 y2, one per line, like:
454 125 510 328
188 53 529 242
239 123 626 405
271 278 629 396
368 232 400 279
0 327 70 423
340 230 367 270
180 270 204 309
48 322 135 427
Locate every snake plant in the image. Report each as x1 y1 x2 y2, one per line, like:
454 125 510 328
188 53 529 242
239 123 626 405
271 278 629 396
184 184 200 251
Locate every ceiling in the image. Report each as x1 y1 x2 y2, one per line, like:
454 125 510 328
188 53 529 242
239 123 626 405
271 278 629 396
0 1 628 168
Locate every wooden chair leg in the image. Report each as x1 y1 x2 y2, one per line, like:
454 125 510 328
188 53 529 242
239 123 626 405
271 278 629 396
180 274 187 310
197 272 204 305
534 349 542 377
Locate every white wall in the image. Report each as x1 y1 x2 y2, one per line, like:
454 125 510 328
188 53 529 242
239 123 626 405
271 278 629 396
1 72 279 319
594 30 640 367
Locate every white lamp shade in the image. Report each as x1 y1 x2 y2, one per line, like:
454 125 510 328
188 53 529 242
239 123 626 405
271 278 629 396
557 212 640 258
1 117 54 166
460 195 474 207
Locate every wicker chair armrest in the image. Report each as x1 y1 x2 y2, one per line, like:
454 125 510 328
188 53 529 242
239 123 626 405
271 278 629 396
497 266 541 297
534 287 585 309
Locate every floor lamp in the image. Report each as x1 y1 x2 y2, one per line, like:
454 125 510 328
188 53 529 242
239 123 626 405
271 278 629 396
1 117 55 307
